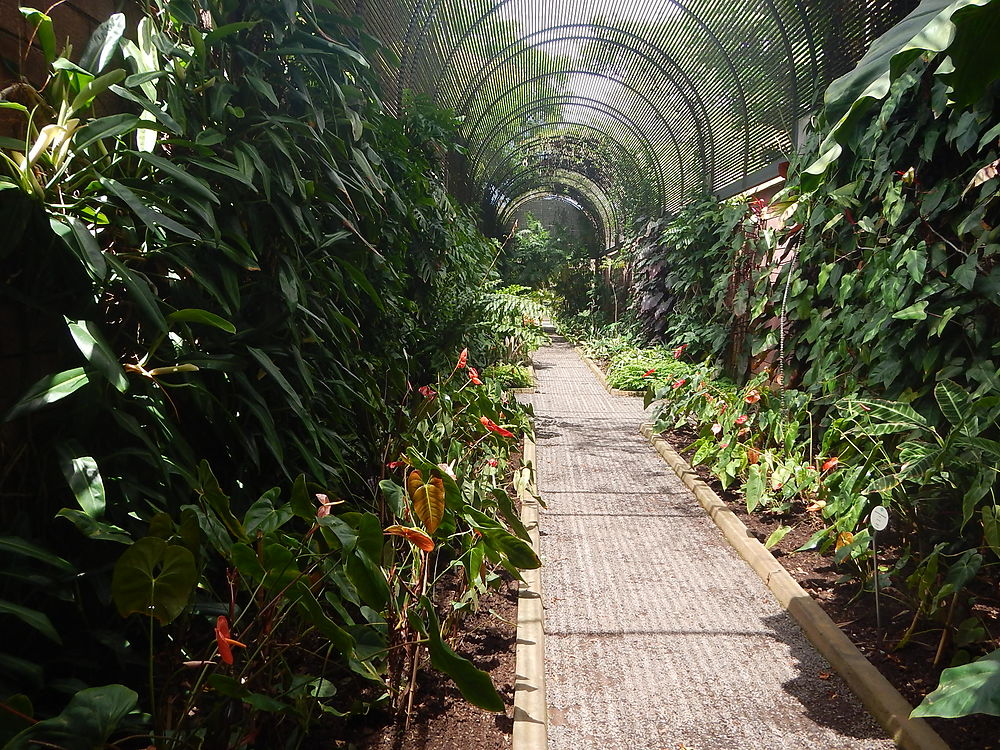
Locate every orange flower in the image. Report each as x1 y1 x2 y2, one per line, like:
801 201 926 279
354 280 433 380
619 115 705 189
744 389 761 404
821 457 839 472
480 416 514 438
468 367 482 385
215 616 247 665
642 369 656 377
455 348 468 370
384 525 435 552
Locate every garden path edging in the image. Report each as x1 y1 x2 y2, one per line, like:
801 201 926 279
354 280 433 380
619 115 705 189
512 433 547 750
575 348 643 397
640 424 950 750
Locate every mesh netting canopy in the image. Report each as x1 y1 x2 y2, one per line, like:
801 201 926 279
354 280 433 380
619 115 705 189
333 0 917 246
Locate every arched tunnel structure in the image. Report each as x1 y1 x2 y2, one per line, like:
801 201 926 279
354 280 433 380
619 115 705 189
332 0 918 248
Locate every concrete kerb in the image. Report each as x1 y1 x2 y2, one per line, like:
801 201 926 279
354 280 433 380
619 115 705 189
640 425 950 750
512 433 548 750
574 348 644 397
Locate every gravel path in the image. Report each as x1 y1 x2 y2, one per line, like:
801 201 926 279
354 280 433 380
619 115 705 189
518 338 895 750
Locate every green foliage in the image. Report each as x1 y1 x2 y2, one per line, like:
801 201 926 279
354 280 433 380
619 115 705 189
630 2 1000 717
0 2 536 743
912 647 1000 718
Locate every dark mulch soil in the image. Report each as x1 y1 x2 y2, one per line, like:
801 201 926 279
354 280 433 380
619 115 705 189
353 573 518 750
663 426 1000 750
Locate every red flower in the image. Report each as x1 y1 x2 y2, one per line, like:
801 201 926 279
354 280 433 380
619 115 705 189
480 416 514 438
384 525 435 552
487 458 498 467
315 493 342 519
734 414 748 425
418 385 437 399
821 457 839 472
744 389 761 404
468 367 482 385
642 369 656 377
672 378 687 390
672 345 688 359
386 460 405 471
455 348 468 370
215 616 247 665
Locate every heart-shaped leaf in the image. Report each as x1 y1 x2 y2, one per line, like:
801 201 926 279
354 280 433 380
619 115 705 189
111 537 197 624
407 470 445 534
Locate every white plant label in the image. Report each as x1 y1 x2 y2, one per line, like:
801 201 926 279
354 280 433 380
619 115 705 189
870 505 889 532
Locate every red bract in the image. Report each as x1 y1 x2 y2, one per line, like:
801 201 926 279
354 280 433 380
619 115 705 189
735 414 748 425
672 344 688 359
456 348 468 370
487 458 498 467
642 369 656 377
468 367 482 385
418 385 436 399
215 616 247 665
480 416 514 438
672 379 687 390
315 493 339 519
822 457 839 472
744 389 761 404
386 460 405 470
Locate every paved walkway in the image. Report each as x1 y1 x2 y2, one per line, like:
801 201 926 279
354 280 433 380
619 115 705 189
519 339 894 750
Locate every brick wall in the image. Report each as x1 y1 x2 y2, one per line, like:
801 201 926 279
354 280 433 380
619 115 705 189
0 0 127 86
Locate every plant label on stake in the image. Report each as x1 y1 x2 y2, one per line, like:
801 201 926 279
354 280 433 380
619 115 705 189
870 505 889 635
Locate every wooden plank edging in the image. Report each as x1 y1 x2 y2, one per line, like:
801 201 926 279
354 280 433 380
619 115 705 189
512 433 547 749
641 425 950 750
574 348 643 397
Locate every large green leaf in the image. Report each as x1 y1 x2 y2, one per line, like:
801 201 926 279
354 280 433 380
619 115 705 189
4 368 90 421
167 308 236 333
58 452 106 519
4 685 138 750
408 596 504 712
912 648 1000 718
0 600 61 643
65 318 127 392
19 8 56 63
804 0 995 189
111 537 197 624
935 379 971 429
99 177 200 240
0 536 74 572
745 464 765 513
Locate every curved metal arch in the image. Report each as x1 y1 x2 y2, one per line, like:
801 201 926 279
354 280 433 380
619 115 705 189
480 120 660 221
493 170 618 232
492 165 622 244
446 27 716 185
501 190 605 245
471 96 669 205
465 75 678 197
426 11 748 180
478 129 648 202
450 24 714 162
496 184 611 248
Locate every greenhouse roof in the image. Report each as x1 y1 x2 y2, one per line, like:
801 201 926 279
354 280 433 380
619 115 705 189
334 0 918 245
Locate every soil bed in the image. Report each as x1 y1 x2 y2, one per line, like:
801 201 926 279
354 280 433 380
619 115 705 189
663 426 1000 750
354 572 518 750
